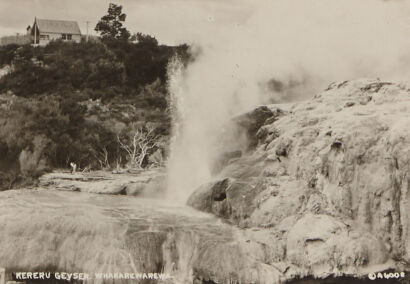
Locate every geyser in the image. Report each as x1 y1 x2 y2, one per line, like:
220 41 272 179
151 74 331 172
166 0 410 203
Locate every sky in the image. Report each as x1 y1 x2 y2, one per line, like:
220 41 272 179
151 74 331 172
0 0 252 45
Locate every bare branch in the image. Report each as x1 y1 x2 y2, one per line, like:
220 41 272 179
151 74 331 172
117 125 160 169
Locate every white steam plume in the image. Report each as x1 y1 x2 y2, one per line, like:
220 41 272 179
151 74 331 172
167 0 410 203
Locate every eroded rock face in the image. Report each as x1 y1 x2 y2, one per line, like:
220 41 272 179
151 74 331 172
187 79 410 281
232 105 285 150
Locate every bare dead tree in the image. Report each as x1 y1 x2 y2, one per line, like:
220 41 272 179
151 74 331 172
94 146 110 169
117 125 160 168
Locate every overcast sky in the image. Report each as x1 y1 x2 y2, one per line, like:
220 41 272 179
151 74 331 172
0 0 253 45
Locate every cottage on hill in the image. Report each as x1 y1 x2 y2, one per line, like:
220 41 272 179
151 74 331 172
31 18 82 45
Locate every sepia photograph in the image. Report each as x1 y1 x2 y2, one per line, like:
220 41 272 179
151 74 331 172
0 0 409 283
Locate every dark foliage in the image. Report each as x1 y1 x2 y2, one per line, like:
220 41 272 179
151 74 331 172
133 33 159 46
0 95 122 171
0 41 126 97
95 3 130 41
0 44 20 66
0 25 191 189
0 39 189 101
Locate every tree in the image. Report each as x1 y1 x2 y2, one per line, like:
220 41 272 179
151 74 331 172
117 125 159 168
131 33 158 47
95 3 131 41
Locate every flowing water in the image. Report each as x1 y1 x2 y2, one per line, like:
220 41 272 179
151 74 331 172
0 189 273 284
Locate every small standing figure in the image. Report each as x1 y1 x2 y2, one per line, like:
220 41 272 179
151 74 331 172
70 162 77 174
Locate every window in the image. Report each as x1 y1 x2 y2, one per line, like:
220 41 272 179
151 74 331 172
62 34 72 40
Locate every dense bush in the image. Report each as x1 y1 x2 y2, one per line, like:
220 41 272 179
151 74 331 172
0 95 122 171
0 44 20 67
0 41 126 97
0 37 190 189
0 39 189 102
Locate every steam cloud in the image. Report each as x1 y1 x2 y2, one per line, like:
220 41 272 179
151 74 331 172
167 0 410 203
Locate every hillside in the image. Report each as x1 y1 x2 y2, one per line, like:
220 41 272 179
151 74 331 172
188 78 410 282
0 40 189 190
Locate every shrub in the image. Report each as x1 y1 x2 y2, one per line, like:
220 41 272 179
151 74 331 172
0 35 191 188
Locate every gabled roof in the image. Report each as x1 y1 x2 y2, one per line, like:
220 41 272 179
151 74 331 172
34 19 81 35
